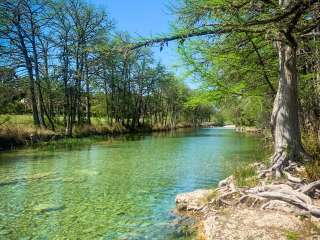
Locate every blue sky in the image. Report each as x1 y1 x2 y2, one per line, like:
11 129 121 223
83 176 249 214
87 0 190 83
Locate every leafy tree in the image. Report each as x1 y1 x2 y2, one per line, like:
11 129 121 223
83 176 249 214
133 0 320 175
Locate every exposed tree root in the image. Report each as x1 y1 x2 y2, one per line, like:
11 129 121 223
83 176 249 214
258 151 287 178
259 148 312 180
177 160 320 222
299 180 320 195
255 179 320 217
283 171 303 184
217 167 320 218
247 188 320 217
271 151 288 177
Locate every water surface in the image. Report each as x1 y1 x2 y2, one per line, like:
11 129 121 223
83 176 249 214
0 128 266 239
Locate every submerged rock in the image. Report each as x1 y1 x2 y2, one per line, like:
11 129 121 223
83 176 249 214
47 176 86 184
76 169 100 176
33 203 65 213
170 216 197 238
176 189 215 211
0 172 55 187
0 229 11 236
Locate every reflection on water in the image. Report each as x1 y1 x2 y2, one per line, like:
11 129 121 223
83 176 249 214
0 128 266 239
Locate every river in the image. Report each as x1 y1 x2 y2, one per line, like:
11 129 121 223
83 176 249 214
0 128 266 239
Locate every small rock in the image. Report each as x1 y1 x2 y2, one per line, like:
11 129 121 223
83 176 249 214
33 203 65 213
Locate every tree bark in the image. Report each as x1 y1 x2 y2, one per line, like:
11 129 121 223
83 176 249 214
14 16 40 126
85 58 91 124
39 38 55 131
28 4 46 128
269 0 309 174
271 42 303 163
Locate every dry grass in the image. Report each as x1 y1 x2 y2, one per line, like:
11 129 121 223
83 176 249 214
0 114 194 150
303 132 320 160
303 133 320 181
73 123 128 137
0 125 56 149
305 161 320 182
196 222 207 240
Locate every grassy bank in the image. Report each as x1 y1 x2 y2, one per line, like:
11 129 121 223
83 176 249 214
0 114 194 151
232 132 320 188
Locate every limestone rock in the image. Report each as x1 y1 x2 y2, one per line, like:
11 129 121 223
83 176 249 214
218 176 234 188
202 208 302 240
176 189 214 211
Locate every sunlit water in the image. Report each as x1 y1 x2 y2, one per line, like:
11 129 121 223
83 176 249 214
0 128 266 239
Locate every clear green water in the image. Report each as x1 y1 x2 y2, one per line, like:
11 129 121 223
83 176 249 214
0 128 266 239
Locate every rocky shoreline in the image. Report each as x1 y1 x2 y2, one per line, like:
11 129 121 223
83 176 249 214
235 126 264 134
174 166 320 239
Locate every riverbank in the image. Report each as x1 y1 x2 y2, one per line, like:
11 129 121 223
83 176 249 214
174 163 320 240
0 122 194 151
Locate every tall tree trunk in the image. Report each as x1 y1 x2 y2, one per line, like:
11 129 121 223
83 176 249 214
62 44 69 132
75 46 82 124
27 62 40 127
267 0 311 176
271 42 302 162
66 88 74 137
30 14 46 128
39 39 55 131
14 18 40 126
85 60 91 124
315 27 320 143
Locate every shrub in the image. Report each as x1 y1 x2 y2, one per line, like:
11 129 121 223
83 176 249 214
303 132 320 160
305 160 320 181
73 124 98 137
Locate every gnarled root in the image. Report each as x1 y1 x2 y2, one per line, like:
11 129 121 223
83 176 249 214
246 156 320 218
271 151 288 177
258 151 288 178
299 180 320 196
246 183 320 217
259 149 310 179
211 171 320 219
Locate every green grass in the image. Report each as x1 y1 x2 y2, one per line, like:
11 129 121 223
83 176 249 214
0 114 34 126
233 165 258 187
0 114 110 128
284 230 300 240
